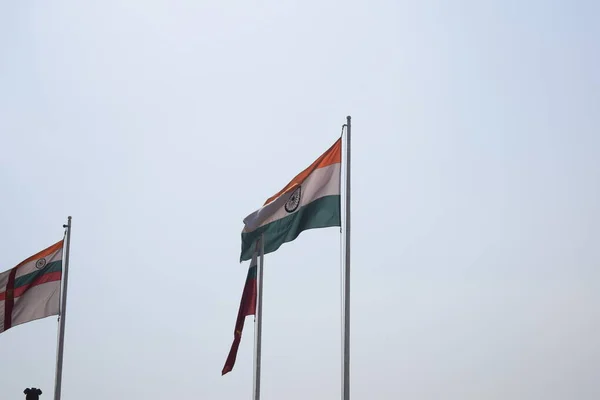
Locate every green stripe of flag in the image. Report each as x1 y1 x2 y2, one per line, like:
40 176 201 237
13 261 62 288
240 195 341 262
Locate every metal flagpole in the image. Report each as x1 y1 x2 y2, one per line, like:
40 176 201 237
342 116 351 400
54 216 72 400
253 234 265 400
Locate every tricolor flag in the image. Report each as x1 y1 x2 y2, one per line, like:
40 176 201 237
222 248 258 375
240 138 342 261
0 241 63 334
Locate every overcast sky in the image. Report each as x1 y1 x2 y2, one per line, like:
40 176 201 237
1 1 599 399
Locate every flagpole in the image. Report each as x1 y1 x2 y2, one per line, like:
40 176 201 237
253 234 265 400
342 116 351 400
54 216 72 400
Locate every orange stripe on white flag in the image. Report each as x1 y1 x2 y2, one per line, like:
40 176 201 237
13 241 64 270
263 138 341 206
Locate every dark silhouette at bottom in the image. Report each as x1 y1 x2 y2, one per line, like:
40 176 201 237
24 388 42 400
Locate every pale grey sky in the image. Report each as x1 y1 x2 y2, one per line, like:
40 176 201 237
1 1 599 399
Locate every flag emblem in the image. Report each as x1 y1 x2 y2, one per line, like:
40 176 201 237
284 186 302 213
35 258 47 270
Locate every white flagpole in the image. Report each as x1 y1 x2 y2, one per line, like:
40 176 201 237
253 234 265 400
54 216 72 400
342 116 351 400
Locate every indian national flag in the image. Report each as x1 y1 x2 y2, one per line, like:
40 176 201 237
240 138 342 261
0 241 63 334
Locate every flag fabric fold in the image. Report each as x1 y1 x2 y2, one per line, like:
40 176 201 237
240 137 342 261
0 240 64 334
222 249 258 375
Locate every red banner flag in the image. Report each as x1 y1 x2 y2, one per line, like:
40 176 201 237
222 253 257 375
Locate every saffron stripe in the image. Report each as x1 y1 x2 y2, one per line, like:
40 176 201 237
264 138 341 205
12 241 63 270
